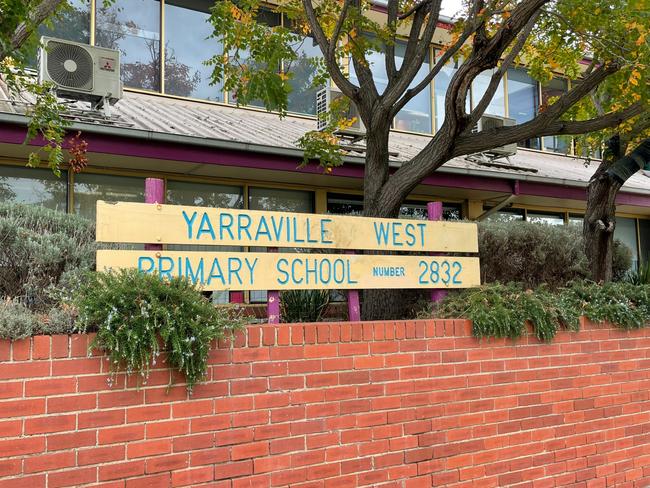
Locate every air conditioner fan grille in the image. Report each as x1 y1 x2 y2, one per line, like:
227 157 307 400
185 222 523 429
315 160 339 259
46 41 93 91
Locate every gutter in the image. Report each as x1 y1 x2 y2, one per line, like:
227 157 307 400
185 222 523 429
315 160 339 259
1 111 649 197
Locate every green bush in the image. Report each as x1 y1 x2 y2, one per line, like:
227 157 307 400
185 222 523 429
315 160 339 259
75 269 246 392
478 220 631 287
0 299 38 340
625 261 650 285
0 203 96 310
430 281 650 342
280 289 331 323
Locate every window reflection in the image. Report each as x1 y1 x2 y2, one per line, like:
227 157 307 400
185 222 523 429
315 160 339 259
507 68 540 149
527 211 564 226
434 57 463 131
73 173 144 220
541 78 569 154
96 0 161 91
39 0 90 44
165 0 223 100
0 166 67 212
615 217 639 270
394 44 432 134
471 69 505 117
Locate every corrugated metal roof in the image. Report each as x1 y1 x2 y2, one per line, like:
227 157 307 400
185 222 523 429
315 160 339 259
1 84 649 194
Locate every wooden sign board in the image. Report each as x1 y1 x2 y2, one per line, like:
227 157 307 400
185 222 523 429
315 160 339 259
96 201 478 253
97 250 481 291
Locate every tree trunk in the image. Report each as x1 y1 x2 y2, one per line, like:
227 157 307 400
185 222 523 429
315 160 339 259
583 137 649 281
584 171 621 282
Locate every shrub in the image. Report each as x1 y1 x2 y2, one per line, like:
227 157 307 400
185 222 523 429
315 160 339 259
478 220 631 287
0 298 38 340
625 261 650 285
75 269 246 392
280 289 331 323
0 203 96 310
429 281 650 342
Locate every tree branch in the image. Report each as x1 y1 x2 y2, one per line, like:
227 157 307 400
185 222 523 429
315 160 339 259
0 0 65 61
384 0 398 80
302 0 359 101
467 11 540 127
453 102 645 156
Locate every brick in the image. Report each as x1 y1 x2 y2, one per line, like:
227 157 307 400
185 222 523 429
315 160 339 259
146 419 190 438
25 414 75 434
48 393 96 413
232 441 270 460
0 475 46 488
214 460 253 480
0 361 49 380
32 336 50 359
146 453 189 473
78 445 126 465
125 473 171 488
48 430 97 451
98 389 145 408
48 467 97 488
79 409 125 429
98 460 145 481
172 466 214 487
172 399 213 418
24 451 76 473
0 398 44 418
99 424 145 444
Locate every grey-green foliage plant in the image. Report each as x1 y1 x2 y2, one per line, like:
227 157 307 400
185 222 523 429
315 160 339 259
280 289 331 323
431 281 650 342
0 298 39 340
0 203 96 310
478 220 631 288
75 269 246 392
625 261 650 285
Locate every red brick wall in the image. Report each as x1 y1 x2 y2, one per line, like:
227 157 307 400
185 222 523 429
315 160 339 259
1 319 649 488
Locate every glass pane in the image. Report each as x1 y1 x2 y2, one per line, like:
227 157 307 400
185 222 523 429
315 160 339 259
394 44 432 134
507 68 540 149
327 193 363 215
248 187 314 213
285 34 324 115
568 214 583 226
639 219 649 265
165 0 223 101
74 173 144 220
527 211 564 226
166 180 243 209
349 48 388 94
434 57 464 131
166 179 243 304
471 69 505 117
485 207 525 221
0 166 67 212
615 217 639 270
39 0 91 44
96 0 161 91
248 187 314 302
542 78 569 154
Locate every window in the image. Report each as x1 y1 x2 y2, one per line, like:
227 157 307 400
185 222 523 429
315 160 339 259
615 217 639 270
164 0 223 100
471 69 506 117
394 44 432 134
166 180 243 303
541 78 569 154
434 57 462 131
248 187 314 302
506 68 540 150
527 211 565 226
96 0 162 91
327 193 363 215
39 0 91 45
0 166 67 212
568 214 583 226
485 206 525 221
639 219 650 265
73 173 144 220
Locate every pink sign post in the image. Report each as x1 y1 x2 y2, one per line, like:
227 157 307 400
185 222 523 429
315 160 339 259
346 250 361 321
144 178 164 251
267 248 281 324
427 202 447 303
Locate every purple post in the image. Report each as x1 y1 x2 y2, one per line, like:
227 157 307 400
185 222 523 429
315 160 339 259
427 202 447 303
346 250 361 321
267 248 280 324
144 178 164 251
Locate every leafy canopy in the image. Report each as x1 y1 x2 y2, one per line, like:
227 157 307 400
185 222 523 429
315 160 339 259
207 0 649 166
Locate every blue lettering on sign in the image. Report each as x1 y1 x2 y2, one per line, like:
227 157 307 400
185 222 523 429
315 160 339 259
237 213 252 240
320 218 333 244
372 266 405 277
208 258 225 285
270 216 285 241
245 258 258 285
185 257 204 284
182 210 198 239
373 222 390 245
404 223 416 247
373 221 426 248
255 216 271 241
197 212 216 240
138 256 155 273
274 257 357 286
277 258 289 285
219 212 234 240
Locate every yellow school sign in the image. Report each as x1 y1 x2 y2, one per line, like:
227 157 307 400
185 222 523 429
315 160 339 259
96 201 481 291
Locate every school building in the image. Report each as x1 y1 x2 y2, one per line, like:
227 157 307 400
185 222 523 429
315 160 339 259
0 0 648 308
